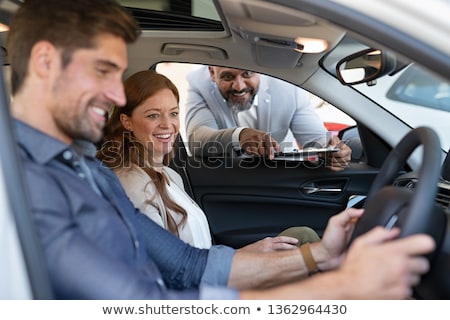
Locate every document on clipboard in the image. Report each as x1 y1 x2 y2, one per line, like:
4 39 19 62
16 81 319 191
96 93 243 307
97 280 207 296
273 146 339 161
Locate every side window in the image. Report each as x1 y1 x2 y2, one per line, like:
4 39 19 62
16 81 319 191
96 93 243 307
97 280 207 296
313 97 355 136
156 62 359 159
386 64 450 111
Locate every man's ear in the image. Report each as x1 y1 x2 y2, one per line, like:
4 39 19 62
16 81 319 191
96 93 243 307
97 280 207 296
29 41 57 77
119 113 132 132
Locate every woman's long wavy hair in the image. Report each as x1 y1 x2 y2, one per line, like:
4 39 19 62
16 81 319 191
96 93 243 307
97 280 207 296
97 70 187 236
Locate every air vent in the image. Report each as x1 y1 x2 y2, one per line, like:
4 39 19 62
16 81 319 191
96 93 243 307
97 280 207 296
393 176 417 188
436 182 450 208
127 7 224 31
394 176 450 209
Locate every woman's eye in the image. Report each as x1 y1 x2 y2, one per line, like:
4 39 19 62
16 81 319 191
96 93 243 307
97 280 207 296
147 114 159 119
170 112 179 117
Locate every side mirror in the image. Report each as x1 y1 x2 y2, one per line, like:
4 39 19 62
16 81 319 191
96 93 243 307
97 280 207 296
336 48 397 85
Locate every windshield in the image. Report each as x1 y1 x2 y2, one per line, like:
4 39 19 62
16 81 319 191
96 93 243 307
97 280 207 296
352 64 450 151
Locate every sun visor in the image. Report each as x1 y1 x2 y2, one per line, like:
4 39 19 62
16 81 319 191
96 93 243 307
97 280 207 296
242 32 303 68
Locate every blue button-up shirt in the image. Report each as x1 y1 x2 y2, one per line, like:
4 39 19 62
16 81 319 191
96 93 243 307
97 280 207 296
14 119 238 299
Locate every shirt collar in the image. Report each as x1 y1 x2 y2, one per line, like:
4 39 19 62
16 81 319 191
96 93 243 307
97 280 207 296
253 94 258 107
14 119 96 164
70 139 98 159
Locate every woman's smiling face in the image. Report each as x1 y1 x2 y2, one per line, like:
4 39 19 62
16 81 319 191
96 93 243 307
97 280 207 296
120 88 180 163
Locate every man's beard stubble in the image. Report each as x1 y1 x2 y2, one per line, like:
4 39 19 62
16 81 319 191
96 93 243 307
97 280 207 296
53 105 105 144
226 89 256 112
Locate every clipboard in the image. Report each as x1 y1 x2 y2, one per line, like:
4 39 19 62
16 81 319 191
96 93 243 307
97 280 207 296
273 147 339 161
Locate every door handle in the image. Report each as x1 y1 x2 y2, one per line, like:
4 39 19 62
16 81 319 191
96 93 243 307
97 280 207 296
302 186 342 194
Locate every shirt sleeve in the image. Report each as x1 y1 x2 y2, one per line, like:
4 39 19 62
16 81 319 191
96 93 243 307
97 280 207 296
201 245 235 286
185 68 237 157
231 127 247 152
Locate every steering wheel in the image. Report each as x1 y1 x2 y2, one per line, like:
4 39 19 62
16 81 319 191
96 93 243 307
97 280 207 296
351 126 442 238
350 127 448 298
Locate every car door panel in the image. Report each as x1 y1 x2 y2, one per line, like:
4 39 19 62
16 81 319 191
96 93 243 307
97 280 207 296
184 157 379 248
203 194 342 248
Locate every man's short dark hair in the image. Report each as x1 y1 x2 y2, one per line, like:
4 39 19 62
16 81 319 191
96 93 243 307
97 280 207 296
7 0 141 95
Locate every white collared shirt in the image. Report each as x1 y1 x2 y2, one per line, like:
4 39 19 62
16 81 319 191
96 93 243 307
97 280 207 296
231 95 299 152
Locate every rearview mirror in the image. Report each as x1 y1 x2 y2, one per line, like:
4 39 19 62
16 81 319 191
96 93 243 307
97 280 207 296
336 48 397 85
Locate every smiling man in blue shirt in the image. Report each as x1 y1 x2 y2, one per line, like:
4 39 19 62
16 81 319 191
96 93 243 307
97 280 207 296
8 0 434 300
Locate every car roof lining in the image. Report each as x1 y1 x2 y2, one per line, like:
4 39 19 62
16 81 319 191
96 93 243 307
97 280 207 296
126 0 346 85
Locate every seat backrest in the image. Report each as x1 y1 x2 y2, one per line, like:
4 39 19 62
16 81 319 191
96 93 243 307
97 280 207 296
169 134 195 198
